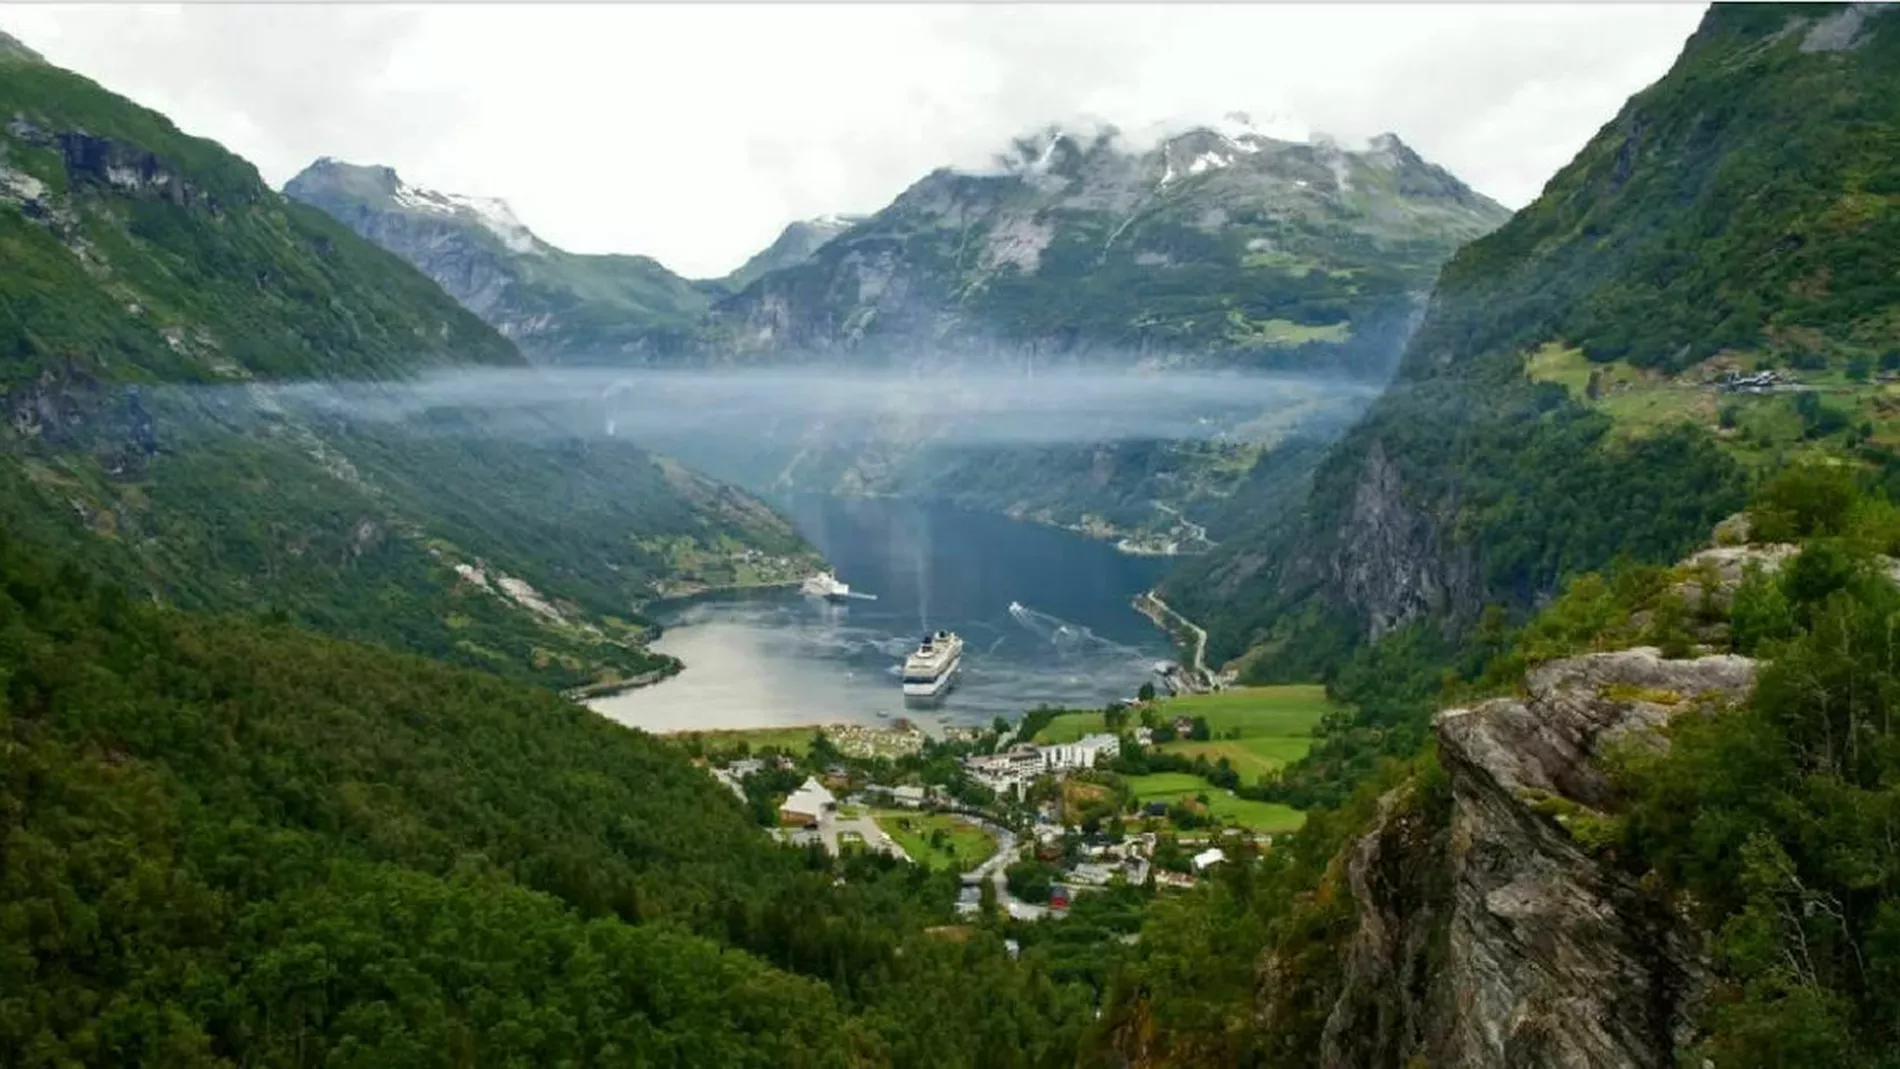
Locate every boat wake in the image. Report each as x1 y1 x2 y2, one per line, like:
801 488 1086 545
1007 601 1143 658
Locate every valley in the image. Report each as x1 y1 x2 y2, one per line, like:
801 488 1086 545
7 5 1900 1068
591 495 1174 732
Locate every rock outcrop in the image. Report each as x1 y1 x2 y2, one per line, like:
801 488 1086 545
1333 441 1482 640
1323 647 1758 1069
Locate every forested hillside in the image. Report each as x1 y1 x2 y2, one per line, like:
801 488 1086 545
1169 1 1900 681
1095 7 1900 1065
1100 465 1900 1068
0 37 818 690
0 528 1096 1066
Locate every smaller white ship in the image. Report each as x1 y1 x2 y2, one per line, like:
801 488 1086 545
902 630 964 699
800 571 852 602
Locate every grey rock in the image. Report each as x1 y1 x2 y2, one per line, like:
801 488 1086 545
1322 648 1756 1069
1334 441 1481 640
1800 2 1890 52
1672 543 1799 614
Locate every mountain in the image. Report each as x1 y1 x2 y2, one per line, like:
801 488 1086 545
285 158 713 363
1169 2 1900 680
718 214 860 293
671 123 1507 544
0 35 1092 1066
0 34 818 690
0 77 516 383
289 122 1506 548
704 120 1510 373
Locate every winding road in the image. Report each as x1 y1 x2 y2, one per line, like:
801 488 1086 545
1134 589 1211 688
952 811 1047 920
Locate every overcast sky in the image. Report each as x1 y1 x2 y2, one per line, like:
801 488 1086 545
1 3 1706 278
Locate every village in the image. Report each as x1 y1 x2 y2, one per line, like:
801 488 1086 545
680 685 1329 921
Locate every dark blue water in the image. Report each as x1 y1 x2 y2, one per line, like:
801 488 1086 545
590 496 1173 733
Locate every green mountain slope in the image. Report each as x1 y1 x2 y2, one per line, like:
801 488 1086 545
284 159 714 363
1172 2 1900 679
0 528 1092 1066
716 214 860 293
0 55 516 383
0 37 818 689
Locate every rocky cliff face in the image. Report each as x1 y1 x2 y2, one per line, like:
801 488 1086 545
1321 646 1759 1069
285 159 712 363
1332 441 1483 640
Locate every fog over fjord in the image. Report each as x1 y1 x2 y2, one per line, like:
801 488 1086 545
239 365 1381 448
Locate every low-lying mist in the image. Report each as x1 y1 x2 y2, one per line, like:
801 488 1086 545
230 366 1382 448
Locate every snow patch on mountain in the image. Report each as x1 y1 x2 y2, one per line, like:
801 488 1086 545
390 177 541 255
1187 151 1230 176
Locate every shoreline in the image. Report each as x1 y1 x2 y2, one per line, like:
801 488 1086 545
588 575 821 704
564 665 678 703
1132 589 1214 692
637 575 806 611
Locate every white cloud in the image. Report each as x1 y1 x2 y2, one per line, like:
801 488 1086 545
0 3 1706 277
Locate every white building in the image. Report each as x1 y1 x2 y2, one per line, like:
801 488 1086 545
965 744 1046 797
1191 847 1227 872
1042 733 1121 773
891 784 927 808
779 777 835 826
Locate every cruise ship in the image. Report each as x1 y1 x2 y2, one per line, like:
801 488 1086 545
799 572 852 602
901 630 963 699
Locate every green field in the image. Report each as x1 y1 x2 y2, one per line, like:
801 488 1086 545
1030 686 1331 833
1524 341 1900 465
873 810 997 873
1154 685 1333 781
1125 773 1305 833
1159 737 1313 781
1033 712 1108 744
1161 684 1333 734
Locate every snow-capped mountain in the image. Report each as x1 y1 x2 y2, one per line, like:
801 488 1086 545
702 123 1510 374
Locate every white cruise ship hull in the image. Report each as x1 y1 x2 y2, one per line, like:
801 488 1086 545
901 654 961 699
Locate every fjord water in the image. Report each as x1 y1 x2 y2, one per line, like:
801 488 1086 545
590 495 1173 733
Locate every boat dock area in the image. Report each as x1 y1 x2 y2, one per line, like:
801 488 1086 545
1133 590 1217 694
